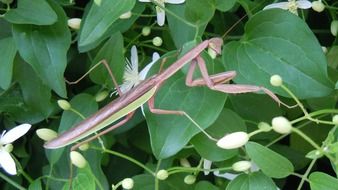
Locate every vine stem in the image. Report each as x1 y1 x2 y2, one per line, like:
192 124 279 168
297 159 316 190
281 85 338 125
91 146 155 175
291 128 335 162
0 172 26 190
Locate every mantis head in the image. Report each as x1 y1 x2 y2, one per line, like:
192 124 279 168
208 38 223 55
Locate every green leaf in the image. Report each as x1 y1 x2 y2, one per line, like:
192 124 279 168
72 166 96 190
79 2 145 52
246 142 294 178
28 179 42 190
78 0 135 51
309 172 338 190
12 0 70 97
167 1 213 48
0 19 12 38
185 0 215 25
89 32 125 89
4 0 57 25
223 9 333 99
327 46 338 69
145 46 227 159
194 181 218 190
335 81 338 89
226 172 277 190
229 93 283 122
167 4 197 48
215 0 237 12
191 109 245 161
14 58 55 119
0 37 17 89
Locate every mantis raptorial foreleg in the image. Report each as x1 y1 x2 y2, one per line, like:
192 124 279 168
185 55 289 107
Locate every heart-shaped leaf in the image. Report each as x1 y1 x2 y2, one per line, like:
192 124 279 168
78 0 135 52
0 37 16 90
145 45 227 159
223 9 333 99
309 172 338 190
226 172 277 190
246 142 294 178
12 0 70 97
4 0 57 25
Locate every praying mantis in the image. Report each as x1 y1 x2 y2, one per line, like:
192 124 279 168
44 37 283 150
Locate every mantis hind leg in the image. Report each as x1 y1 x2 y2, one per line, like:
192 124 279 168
185 56 292 107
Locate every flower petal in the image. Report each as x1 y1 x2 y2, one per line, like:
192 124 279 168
0 151 17 175
1 124 31 144
138 0 151 2
130 46 139 73
139 52 160 80
263 2 289 10
296 0 312 9
165 0 185 4
213 171 238 180
203 159 212 175
156 6 165 26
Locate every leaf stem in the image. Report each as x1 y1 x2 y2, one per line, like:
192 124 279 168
91 146 155 175
292 128 335 161
281 85 338 125
296 158 316 190
0 172 26 190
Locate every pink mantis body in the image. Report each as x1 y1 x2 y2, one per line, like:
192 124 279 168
44 37 281 150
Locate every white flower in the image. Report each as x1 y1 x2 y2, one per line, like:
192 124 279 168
0 124 31 175
263 0 312 15
115 46 160 94
138 0 185 26
203 159 260 181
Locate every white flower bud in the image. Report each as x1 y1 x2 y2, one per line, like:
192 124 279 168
330 20 338 36
119 11 132 19
271 116 292 134
270 75 283 87
142 27 151 36
232 161 252 172
152 37 163 47
332 115 338 125
156 169 169 180
322 46 328 54
4 144 13 153
79 143 89 151
95 91 109 102
36 128 58 141
57 100 71 110
67 18 81 30
121 178 134 189
217 132 249 149
257 122 272 132
312 1 325 12
70 151 87 168
180 158 191 168
184 175 196 185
